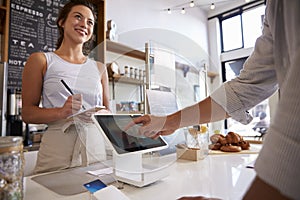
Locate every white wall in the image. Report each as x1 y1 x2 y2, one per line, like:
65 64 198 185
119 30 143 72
106 0 210 112
106 0 209 77
106 0 208 55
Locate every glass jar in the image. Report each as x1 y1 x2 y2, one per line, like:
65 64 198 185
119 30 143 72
134 68 139 79
0 136 24 200
185 126 209 159
139 69 143 80
124 66 129 78
130 67 134 79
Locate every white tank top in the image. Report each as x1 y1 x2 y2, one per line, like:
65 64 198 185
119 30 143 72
42 52 103 109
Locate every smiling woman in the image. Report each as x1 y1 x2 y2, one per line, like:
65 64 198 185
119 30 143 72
21 0 111 174
56 0 97 56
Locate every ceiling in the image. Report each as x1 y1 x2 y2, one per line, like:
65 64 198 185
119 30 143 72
164 0 245 12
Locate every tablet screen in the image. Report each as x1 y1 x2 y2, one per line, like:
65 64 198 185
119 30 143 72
92 114 168 155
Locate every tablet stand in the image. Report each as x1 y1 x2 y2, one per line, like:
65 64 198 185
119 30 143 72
113 152 170 187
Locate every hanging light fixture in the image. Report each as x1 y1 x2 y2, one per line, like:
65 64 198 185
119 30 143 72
190 1 195 7
181 8 186 14
210 3 215 10
167 8 171 14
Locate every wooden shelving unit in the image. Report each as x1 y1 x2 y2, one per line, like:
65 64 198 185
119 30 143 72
106 40 150 114
89 0 105 63
0 0 10 63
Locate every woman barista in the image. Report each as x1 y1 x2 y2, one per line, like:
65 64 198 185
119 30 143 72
21 0 110 173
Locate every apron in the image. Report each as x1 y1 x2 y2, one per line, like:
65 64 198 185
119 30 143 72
34 119 106 174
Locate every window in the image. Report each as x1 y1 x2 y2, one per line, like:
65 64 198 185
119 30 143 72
219 1 265 52
242 5 266 48
222 15 243 51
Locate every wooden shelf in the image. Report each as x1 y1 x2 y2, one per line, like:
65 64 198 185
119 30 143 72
107 40 146 60
0 6 7 11
109 76 145 85
207 71 218 78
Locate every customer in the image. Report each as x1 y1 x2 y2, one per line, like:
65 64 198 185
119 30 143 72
129 1 299 199
22 0 110 173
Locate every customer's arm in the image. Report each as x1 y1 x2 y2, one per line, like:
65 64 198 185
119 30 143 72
130 96 229 138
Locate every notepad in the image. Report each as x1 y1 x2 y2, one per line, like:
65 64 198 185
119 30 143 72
87 167 113 176
67 106 105 119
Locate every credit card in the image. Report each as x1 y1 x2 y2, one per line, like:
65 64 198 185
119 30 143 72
83 179 107 193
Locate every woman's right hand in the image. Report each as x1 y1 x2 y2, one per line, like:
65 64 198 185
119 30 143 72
61 94 83 119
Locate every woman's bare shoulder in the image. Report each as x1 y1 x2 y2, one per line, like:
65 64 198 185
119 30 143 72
24 52 47 74
27 52 46 62
26 52 47 65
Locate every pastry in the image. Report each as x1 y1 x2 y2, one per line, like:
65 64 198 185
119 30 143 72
225 131 241 144
239 140 250 150
209 132 250 152
220 144 242 152
209 143 222 150
210 134 224 144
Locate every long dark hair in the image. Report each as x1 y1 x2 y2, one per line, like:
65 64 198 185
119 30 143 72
56 0 97 54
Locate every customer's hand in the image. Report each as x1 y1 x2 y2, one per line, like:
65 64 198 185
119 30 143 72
125 114 177 138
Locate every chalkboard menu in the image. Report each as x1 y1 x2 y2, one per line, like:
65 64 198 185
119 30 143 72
7 0 69 89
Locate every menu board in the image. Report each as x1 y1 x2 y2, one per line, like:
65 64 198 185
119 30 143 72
7 0 69 89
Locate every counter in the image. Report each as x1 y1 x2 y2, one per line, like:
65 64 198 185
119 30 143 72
24 152 258 200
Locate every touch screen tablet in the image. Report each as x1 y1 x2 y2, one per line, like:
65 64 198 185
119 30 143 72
92 114 168 155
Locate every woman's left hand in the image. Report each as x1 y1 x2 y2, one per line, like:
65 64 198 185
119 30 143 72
76 107 111 123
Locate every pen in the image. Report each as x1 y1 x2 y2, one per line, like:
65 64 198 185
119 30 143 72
60 79 86 110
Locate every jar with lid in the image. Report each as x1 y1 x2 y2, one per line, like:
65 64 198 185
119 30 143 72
124 66 130 78
134 68 139 79
130 67 134 79
0 136 24 200
139 69 143 80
